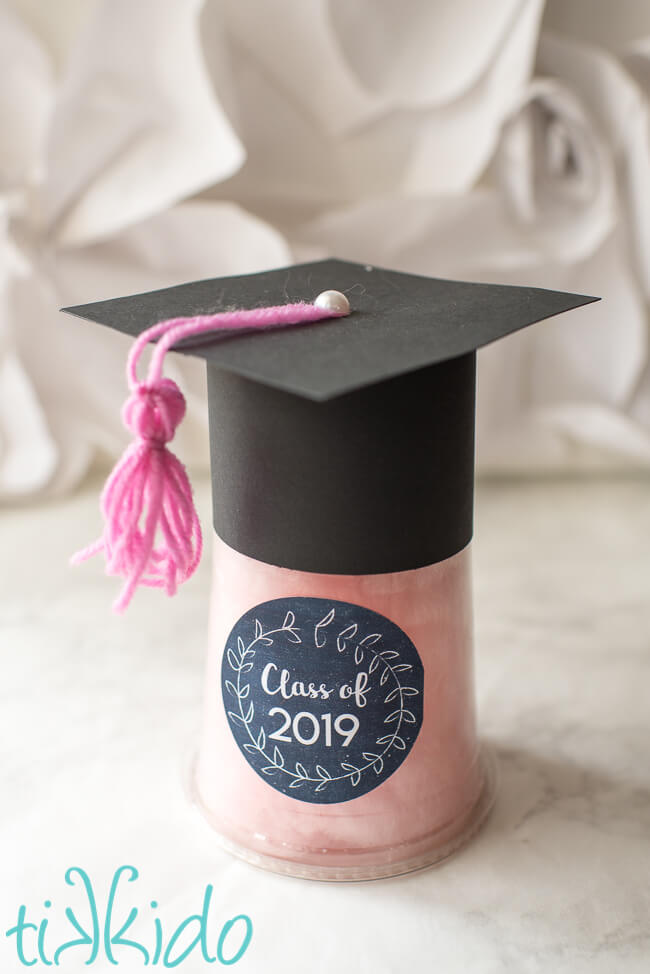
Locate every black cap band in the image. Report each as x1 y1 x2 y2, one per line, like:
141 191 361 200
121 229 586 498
207 352 476 574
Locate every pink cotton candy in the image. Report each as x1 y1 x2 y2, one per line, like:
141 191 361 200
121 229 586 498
72 301 348 612
192 535 494 880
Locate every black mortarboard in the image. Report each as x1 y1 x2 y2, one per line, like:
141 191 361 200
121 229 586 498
63 258 598 576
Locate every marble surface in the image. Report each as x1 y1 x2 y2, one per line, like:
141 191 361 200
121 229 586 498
1 476 649 972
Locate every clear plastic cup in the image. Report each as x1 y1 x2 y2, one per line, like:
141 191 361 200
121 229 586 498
191 534 495 881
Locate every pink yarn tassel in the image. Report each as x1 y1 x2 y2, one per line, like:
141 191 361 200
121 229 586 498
72 300 348 612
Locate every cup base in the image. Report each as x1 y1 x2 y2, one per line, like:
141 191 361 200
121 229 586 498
187 745 497 883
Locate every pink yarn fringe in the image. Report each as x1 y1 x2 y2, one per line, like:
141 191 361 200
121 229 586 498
72 301 346 612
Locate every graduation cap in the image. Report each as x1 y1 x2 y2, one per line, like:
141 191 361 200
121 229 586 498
63 258 598 609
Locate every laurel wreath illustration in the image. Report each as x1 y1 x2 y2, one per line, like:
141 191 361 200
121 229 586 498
224 606 420 795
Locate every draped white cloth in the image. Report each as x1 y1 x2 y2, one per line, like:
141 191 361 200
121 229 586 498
2 0 650 497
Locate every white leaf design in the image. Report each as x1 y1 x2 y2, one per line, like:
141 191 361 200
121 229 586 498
283 611 296 629
225 680 237 697
315 765 331 780
373 759 384 774
261 766 277 776
360 633 382 647
289 778 304 788
239 683 250 698
393 736 406 750
295 762 307 779
257 727 266 749
314 608 335 647
227 712 245 727
401 687 419 696
244 701 254 723
354 645 364 665
273 746 285 768
401 710 416 723
227 648 240 671
368 655 380 674
393 663 412 673
240 662 254 673
340 623 358 640
380 668 390 686
337 623 358 652
237 636 246 657
255 619 263 639
384 710 401 723
384 688 399 704
380 650 399 660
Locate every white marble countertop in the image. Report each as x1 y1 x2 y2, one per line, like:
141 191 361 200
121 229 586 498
1 477 649 972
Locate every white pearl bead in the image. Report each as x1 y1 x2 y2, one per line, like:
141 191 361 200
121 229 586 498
314 290 350 315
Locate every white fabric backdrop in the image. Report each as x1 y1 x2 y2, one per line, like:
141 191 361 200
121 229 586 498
2 0 650 497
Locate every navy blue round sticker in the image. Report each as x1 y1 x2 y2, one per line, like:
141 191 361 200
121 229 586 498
221 597 424 804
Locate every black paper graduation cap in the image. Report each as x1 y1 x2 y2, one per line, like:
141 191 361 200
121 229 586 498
63 258 598 580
